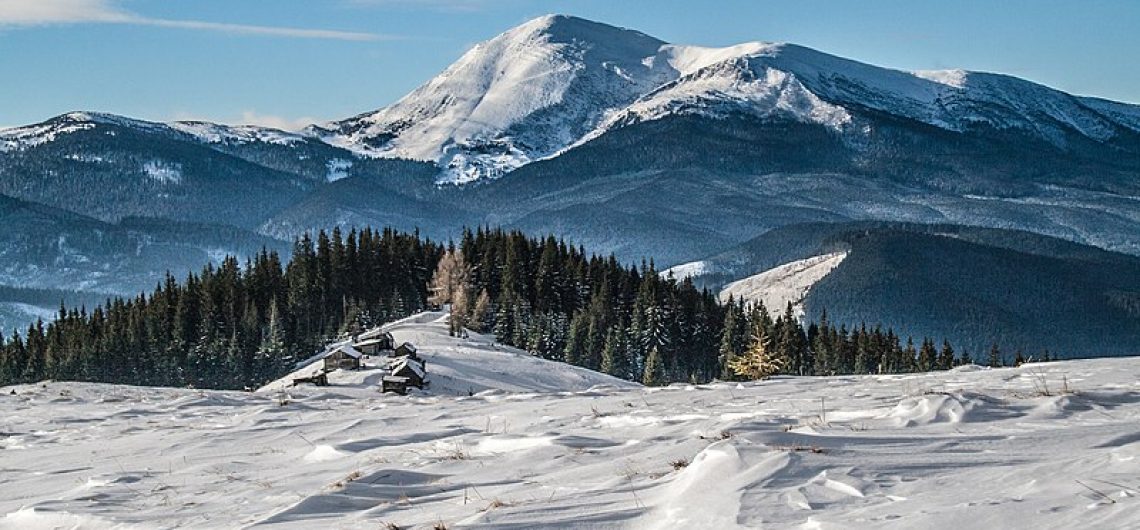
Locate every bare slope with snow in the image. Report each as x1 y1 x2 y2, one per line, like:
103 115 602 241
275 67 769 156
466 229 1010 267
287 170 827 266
719 252 848 319
3 313 1140 528
259 311 632 396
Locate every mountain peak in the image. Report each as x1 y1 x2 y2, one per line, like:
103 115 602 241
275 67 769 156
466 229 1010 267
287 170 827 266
308 17 1140 185
508 14 664 47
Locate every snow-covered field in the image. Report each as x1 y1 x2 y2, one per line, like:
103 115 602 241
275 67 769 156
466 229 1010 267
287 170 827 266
3 313 1140 529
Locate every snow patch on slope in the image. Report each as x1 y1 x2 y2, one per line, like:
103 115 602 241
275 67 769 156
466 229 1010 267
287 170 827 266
719 251 848 318
169 121 307 146
142 160 182 184
662 259 716 280
325 158 353 182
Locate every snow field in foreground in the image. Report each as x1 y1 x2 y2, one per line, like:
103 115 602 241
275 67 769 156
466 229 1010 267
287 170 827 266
2 314 1140 528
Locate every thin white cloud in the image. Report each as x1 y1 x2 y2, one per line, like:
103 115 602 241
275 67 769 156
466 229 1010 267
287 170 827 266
0 0 392 41
235 111 320 132
172 111 319 132
346 0 506 13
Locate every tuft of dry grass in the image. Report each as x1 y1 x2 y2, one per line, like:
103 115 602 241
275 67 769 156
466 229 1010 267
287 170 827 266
482 498 512 511
443 443 471 461
669 458 689 471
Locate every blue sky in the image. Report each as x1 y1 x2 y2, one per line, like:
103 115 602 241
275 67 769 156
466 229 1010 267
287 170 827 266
1 0 1137 129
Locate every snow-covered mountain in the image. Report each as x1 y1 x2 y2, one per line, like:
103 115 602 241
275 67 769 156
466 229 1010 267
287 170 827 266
311 14 1140 184
6 15 1140 189
309 15 673 183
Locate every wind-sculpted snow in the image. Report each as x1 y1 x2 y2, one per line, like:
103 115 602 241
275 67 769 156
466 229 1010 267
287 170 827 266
3 313 1140 528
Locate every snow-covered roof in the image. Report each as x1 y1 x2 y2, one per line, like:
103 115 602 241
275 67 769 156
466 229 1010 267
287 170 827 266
324 345 363 359
397 342 417 353
392 358 426 380
358 328 393 341
353 337 392 348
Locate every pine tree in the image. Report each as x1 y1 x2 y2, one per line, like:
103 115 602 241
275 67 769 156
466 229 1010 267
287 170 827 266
937 340 955 370
600 325 628 379
917 338 936 372
718 299 747 379
642 345 666 386
904 337 918 371
987 344 1003 368
563 312 589 366
493 291 515 343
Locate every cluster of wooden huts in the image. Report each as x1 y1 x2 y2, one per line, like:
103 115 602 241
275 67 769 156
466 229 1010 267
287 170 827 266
292 329 427 395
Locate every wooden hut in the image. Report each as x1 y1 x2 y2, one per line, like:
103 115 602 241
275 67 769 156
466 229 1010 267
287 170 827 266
353 332 395 356
394 342 418 359
292 371 329 387
390 356 426 387
381 375 412 395
322 345 363 371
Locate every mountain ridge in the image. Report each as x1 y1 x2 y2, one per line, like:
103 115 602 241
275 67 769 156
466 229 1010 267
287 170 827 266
10 15 1137 186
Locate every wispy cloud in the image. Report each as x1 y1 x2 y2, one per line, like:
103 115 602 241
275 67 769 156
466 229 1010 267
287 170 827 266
0 0 393 41
346 0 508 13
172 110 320 132
234 111 321 131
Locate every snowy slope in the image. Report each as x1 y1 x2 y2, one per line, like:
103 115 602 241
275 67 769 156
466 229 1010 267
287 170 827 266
0 112 312 153
5 351 1140 528
168 121 308 146
260 311 632 396
719 252 848 319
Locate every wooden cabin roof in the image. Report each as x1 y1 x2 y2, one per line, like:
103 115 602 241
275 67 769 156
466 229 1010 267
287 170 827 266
353 337 392 348
358 328 394 341
392 358 426 380
324 344 363 359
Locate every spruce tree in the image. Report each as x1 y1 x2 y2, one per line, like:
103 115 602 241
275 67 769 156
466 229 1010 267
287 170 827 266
563 312 589 366
917 338 936 372
600 325 628 379
937 340 955 370
642 344 666 386
987 344 1003 368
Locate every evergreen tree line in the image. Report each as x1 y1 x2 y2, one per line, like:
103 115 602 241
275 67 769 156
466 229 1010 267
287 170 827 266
0 227 441 389
0 225 998 390
440 228 979 386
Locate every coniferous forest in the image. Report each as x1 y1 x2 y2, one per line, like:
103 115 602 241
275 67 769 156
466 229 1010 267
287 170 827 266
0 226 980 390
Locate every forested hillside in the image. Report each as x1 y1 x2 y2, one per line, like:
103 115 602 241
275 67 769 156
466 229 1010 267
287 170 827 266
0 227 975 390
